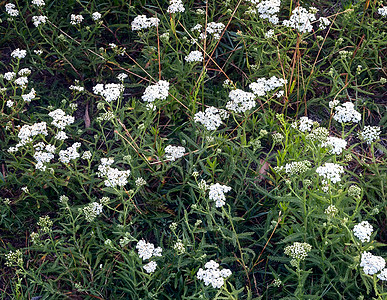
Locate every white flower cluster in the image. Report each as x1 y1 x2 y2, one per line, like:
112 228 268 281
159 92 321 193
248 0 281 24
32 0 45 6
92 12 102 21
306 127 329 143
316 163 344 184
33 145 55 171
5 3 19 17
11 49 27 59
93 83 124 102
185 50 203 62
297 116 315 132
333 102 361 124
167 0 185 13
16 122 48 148
131 15 160 31
4 71 15 81
32 15 48 27
97 158 131 188
319 17 331 30
69 83 84 93
284 160 312 176
55 131 68 141
284 242 312 260
360 252 386 276
194 106 228 131
165 145 185 161
249 76 287 97
197 260 232 289
322 137 347 155
70 14 84 25
83 202 103 222
378 269 387 281
199 22 225 40
358 126 381 144
48 109 75 130
324 204 338 217
283 7 316 34
135 177 147 187
353 221 373 243
82 151 92 160
136 240 162 274
14 76 28 88
378 7 387 17
58 142 81 163
208 183 232 207
141 80 169 102
226 89 256 113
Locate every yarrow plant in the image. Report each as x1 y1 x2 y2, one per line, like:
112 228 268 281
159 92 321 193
316 163 345 184
194 106 228 130
164 145 185 161
208 183 232 207
353 221 373 243
196 260 232 289
141 80 169 102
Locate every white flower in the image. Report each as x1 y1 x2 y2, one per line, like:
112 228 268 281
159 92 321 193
298 116 315 132
226 89 256 113
83 202 103 222
81 151 92 160
5 3 19 17
247 0 281 24
33 151 54 171
18 68 31 76
360 252 386 275
329 99 339 109
353 221 373 243
208 183 232 208
333 102 361 124
21 186 29 193
249 76 287 97
194 106 228 131
378 269 387 280
143 261 157 273
131 15 160 31
70 14 84 25
92 12 102 21
324 205 338 217
48 109 75 129
97 158 131 188
164 145 185 161
32 0 45 6
93 83 124 102
58 143 81 163
136 240 162 260
34 49 43 56
319 17 331 30
185 50 203 62
284 242 312 260
322 137 347 155
69 81 84 92
167 0 185 13
316 163 344 184
283 6 316 34
32 15 48 27
283 160 312 176
141 80 169 102
358 126 381 144
135 177 147 187
265 29 275 38
18 122 48 144
14 76 28 88
6 100 14 108
4 72 16 81
54 131 68 141
378 7 387 17
117 73 128 81
197 260 232 289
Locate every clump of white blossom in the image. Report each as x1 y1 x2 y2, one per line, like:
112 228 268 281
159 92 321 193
283 6 316 34
284 160 312 176
378 7 387 17
70 14 84 25
378 269 387 281
5 249 23 267
11 49 27 59
93 83 124 102
360 252 386 276
131 15 160 31
164 145 185 161
136 240 162 274
324 205 338 218
5 3 19 17
97 158 131 188
247 0 281 24
143 261 157 273
135 177 147 187
167 0 185 13
58 142 81 164
92 12 102 21
316 163 344 184
197 22 225 40
141 80 169 102
294 116 315 132
32 0 45 6
48 109 75 130
284 242 312 267
185 50 203 62
306 127 329 143
194 106 229 130
358 126 381 144
353 221 373 243
32 15 48 27
197 260 232 289
226 89 256 113
249 76 287 97
69 80 85 92
208 183 232 208
322 137 347 155
319 17 331 30
348 185 362 198
333 102 361 124
83 202 103 222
